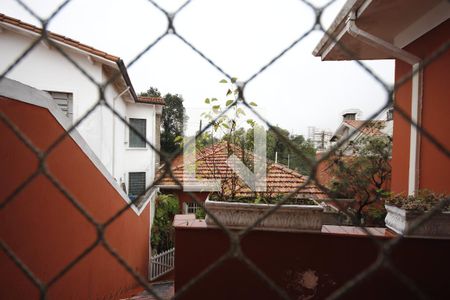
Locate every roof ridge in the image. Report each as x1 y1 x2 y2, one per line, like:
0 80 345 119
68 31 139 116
0 13 119 62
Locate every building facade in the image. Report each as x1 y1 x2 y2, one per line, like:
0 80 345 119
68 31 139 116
0 14 164 202
313 0 449 195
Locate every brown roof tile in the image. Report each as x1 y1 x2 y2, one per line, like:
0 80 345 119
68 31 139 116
157 143 327 200
344 120 386 136
137 96 165 105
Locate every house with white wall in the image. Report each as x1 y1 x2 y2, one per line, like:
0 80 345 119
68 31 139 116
0 13 164 206
330 108 393 155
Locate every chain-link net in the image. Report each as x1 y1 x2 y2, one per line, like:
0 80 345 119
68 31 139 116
1 0 449 299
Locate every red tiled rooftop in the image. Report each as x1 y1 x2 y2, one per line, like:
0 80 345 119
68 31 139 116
158 143 327 200
137 96 165 105
344 120 386 136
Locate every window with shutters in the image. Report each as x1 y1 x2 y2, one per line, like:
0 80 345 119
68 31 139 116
129 118 146 148
128 172 146 199
46 91 73 123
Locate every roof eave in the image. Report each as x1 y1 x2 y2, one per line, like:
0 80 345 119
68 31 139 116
313 0 447 61
116 59 139 103
313 0 363 58
0 19 119 67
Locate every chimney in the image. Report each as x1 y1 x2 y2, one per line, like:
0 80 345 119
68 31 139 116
341 109 362 121
342 112 356 121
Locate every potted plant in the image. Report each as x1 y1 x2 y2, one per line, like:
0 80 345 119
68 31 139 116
205 194 323 232
385 190 450 237
199 79 323 232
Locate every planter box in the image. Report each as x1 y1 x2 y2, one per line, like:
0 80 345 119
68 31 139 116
385 205 450 237
205 198 323 232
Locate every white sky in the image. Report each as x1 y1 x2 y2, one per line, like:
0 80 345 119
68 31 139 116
0 0 394 137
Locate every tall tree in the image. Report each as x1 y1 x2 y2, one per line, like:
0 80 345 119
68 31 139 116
161 93 187 154
141 87 161 97
140 87 187 155
266 126 315 175
330 134 392 225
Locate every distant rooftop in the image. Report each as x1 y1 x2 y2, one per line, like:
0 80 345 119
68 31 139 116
157 142 327 200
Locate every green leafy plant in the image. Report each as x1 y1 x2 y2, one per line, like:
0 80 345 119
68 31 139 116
195 206 206 219
200 79 258 201
330 131 392 225
151 194 180 254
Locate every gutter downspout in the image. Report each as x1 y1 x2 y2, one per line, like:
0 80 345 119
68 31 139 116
112 86 131 178
346 11 422 196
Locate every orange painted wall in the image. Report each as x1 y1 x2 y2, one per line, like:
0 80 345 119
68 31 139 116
0 97 150 299
175 225 450 299
391 20 450 194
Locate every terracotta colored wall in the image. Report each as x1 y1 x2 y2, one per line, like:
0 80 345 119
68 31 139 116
391 20 450 194
0 97 150 299
175 226 450 299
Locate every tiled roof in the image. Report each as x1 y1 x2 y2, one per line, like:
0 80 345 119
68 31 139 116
137 96 165 105
0 13 119 62
343 120 386 136
157 143 327 200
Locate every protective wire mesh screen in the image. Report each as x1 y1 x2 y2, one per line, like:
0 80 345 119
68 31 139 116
1 0 449 299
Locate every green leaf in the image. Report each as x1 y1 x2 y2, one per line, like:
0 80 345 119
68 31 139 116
237 107 246 116
219 79 227 83
226 100 233 107
174 136 183 142
204 98 210 104
226 89 232 96
222 123 230 129
211 98 218 102
212 105 220 114
231 77 237 83
249 101 257 107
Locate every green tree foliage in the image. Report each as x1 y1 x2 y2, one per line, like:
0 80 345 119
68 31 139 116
330 134 392 225
141 87 161 97
224 125 316 175
195 131 218 149
141 87 188 155
266 126 316 175
151 194 179 254
161 93 187 154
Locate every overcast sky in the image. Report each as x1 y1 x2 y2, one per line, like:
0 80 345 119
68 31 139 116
1 0 394 137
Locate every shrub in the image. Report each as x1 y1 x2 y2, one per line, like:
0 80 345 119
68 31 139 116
386 190 449 212
151 194 179 254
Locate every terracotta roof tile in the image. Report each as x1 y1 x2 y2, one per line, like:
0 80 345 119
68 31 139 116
0 13 120 62
137 96 165 105
344 120 386 136
157 143 327 200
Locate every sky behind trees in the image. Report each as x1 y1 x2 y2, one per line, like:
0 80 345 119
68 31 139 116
0 0 394 137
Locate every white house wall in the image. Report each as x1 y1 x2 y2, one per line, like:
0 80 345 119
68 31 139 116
0 28 157 195
125 102 156 191
0 29 103 157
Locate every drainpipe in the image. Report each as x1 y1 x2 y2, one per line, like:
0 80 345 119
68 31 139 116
112 86 131 178
346 11 422 196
